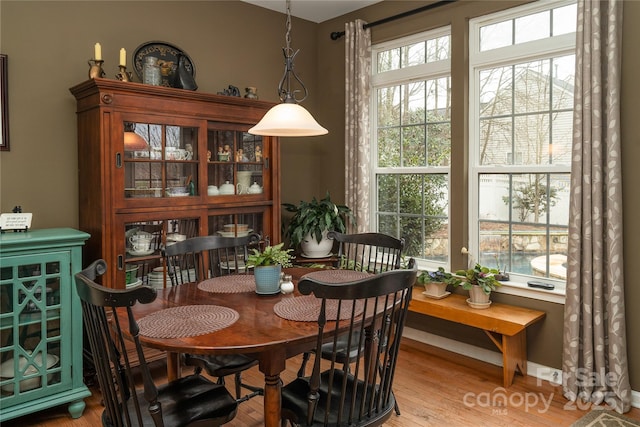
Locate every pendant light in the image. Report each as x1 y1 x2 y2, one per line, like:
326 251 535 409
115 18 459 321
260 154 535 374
124 122 149 150
249 0 328 137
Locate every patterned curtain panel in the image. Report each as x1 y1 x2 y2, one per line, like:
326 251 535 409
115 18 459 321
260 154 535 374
344 19 371 233
562 0 631 414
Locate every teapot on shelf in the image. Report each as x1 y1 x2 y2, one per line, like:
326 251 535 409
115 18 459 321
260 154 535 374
219 181 235 195
207 185 219 196
248 182 263 194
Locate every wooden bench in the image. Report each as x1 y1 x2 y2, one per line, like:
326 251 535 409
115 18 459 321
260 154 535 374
408 289 545 387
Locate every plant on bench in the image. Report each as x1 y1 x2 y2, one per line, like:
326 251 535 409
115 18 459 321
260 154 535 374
449 263 502 308
417 267 455 298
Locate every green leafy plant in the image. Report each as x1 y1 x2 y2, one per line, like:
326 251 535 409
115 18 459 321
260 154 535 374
247 243 293 268
450 263 502 295
282 192 355 248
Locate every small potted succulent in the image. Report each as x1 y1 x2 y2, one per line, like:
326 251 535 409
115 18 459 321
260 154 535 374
247 243 294 295
282 192 355 258
417 267 454 298
449 263 502 308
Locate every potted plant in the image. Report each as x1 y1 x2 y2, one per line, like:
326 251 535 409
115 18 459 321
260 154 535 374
417 267 454 298
449 263 502 308
283 192 355 258
247 243 294 295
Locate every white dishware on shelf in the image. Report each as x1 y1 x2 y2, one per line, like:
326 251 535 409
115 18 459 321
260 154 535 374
217 229 252 238
248 182 263 194
207 185 219 196
219 181 235 195
237 171 252 194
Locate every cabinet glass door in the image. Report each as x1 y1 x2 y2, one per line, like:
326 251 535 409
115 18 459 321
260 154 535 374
207 129 264 197
0 253 68 402
124 216 200 289
123 121 199 199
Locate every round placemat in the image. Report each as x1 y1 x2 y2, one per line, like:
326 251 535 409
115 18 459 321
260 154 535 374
197 275 256 293
301 269 371 283
274 295 364 322
138 305 239 338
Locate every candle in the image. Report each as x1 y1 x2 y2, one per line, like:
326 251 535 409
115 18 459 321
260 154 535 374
94 42 102 61
119 48 126 67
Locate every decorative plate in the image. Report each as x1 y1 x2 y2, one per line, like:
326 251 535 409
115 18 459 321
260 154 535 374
132 41 195 87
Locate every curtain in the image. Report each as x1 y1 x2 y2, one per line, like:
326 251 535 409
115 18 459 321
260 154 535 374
562 0 630 414
344 19 371 233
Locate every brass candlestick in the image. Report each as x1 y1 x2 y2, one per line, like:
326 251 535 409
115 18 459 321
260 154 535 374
116 65 132 82
88 59 105 79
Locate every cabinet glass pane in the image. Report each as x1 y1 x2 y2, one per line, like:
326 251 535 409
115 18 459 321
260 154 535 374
124 122 198 199
207 130 263 196
125 217 200 288
0 256 64 397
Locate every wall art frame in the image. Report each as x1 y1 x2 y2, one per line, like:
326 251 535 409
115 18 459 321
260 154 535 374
1 54 8 151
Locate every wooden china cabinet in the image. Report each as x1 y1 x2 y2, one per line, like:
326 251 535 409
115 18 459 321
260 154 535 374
70 78 281 290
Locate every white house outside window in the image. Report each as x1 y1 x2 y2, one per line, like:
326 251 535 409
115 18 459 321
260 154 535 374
469 0 576 296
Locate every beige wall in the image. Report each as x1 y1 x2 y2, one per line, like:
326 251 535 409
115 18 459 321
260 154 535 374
1 0 638 392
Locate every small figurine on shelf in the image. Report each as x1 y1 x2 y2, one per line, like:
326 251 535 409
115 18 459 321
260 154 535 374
207 150 212 162
185 143 194 160
219 145 231 161
255 145 262 162
235 148 245 162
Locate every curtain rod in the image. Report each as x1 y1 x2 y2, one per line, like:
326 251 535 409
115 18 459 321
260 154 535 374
330 0 457 40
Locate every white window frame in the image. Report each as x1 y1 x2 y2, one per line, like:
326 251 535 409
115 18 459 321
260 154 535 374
371 26 452 273
469 0 576 304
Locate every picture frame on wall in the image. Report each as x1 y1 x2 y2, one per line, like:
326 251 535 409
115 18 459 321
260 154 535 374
1 54 8 151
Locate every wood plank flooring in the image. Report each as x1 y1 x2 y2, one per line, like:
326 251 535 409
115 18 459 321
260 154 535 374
3 338 639 426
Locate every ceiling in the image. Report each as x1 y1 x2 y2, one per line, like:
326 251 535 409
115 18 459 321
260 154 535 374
241 0 383 23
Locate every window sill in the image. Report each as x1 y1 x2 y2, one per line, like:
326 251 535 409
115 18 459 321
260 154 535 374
495 280 566 304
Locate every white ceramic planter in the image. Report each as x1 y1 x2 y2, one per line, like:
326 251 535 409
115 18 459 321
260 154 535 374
300 231 334 258
467 285 491 309
423 282 449 297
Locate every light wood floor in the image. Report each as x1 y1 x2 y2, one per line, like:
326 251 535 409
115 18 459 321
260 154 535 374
4 339 639 426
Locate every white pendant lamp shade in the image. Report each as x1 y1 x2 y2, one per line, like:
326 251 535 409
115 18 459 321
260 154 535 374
249 103 328 137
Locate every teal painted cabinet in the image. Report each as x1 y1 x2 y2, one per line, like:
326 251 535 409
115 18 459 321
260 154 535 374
0 228 91 422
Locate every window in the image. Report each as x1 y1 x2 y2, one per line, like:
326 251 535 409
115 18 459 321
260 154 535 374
371 28 451 269
470 0 576 294
369 0 576 301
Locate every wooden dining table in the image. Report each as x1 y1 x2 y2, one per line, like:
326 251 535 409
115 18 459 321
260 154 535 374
120 267 336 427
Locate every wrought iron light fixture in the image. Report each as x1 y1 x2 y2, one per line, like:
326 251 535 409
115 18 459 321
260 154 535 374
249 0 328 137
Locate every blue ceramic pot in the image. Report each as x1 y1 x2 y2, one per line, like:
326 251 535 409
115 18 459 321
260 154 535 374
254 265 281 295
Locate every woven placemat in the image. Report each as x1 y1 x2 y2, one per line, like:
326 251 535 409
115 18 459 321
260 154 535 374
274 295 364 322
301 269 371 283
197 275 256 293
138 305 239 338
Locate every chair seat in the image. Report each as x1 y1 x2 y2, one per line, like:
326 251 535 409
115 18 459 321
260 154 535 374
319 331 363 364
108 373 238 427
184 353 259 377
281 370 395 426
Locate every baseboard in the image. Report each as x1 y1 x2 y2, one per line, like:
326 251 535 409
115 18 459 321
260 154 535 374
402 327 640 409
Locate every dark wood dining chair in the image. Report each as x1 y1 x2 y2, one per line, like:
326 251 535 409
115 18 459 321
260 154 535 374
329 231 404 273
297 231 406 414
162 234 264 402
75 259 238 427
281 259 417 426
